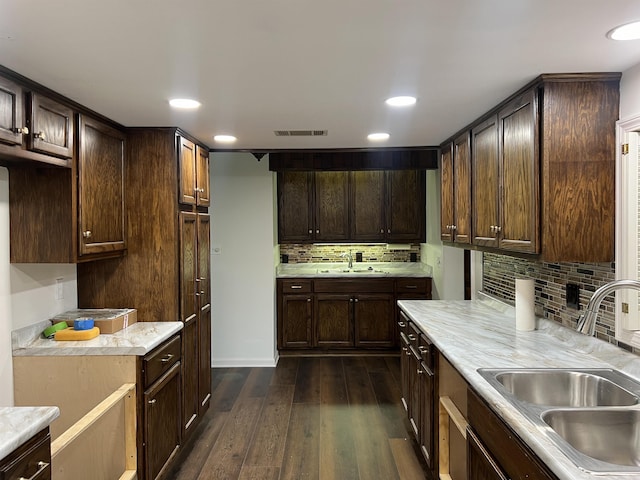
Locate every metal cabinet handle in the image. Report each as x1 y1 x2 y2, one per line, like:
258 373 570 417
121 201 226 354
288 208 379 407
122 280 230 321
349 298 353 303
417 369 423 375
160 354 174 363
387 229 391 234
407 334 416 341
82 230 92 239
451 225 457 231
308 229 313 234
18 461 49 480
307 298 311 303
354 298 359 303
291 285 302 289
404 285 418 289
34 131 45 140
148 399 157 405
316 229 319 234
398 321 406 327
16 126 29 135
380 229 384 233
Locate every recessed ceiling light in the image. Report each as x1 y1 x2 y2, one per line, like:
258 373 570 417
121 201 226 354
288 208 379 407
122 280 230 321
607 21 640 40
368 132 390 141
213 135 237 143
169 98 201 109
385 96 417 107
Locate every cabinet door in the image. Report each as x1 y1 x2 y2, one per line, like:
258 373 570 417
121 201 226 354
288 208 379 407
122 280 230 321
196 145 210 207
386 170 425 242
453 131 472 244
0 76 24 146
278 171 314 242
180 211 198 324
197 214 211 415
351 170 385 241
78 115 126 257
179 137 197 205
314 171 349 241
28 92 74 159
499 89 539 253
467 428 508 480
419 361 435 470
182 316 199 438
281 294 313 348
198 307 211 417
354 293 394 348
472 115 500 248
440 142 454 242
314 294 352 348
144 362 181 480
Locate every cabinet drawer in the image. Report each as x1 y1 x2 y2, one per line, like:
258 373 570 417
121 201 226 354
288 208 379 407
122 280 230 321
0 428 51 480
144 334 181 388
396 278 431 296
280 279 312 293
314 278 394 293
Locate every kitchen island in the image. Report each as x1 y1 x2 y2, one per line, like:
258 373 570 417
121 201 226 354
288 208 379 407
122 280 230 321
399 293 640 480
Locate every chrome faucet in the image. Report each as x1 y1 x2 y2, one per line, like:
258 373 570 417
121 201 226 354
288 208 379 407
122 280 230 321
341 249 353 269
576 279 640 336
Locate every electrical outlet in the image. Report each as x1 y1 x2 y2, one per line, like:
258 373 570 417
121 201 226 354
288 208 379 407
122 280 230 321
566 283 580 309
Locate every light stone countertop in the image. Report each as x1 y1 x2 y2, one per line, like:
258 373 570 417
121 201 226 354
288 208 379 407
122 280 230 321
12 320 183 357
276 261 432 278
0 406 59 461
398 293 640 480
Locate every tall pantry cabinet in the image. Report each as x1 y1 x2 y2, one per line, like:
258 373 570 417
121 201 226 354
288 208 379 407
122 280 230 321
77 128 212 448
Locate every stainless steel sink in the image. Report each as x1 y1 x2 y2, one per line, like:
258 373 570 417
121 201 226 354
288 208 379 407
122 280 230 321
494 369 638 407
477 368 640 474
316 268 388 274
542 409 640 472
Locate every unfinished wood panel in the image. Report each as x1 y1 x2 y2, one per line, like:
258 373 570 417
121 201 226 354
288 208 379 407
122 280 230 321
13 355 136 438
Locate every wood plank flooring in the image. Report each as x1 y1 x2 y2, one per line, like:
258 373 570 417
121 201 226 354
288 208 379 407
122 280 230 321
167 356 429 480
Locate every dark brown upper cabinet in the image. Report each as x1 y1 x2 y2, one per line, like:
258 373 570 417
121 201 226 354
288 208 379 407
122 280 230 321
442 73 620 262
279 169 426 244
440 132 471 244
179 137 210 207
0 74 74 167
471 115 500 248
78 115 127 258
9 114 126 263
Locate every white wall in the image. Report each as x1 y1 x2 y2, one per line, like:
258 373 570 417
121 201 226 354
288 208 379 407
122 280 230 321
210 152 277 367
423 169 465 300
0 167 77 406
621 61 640 120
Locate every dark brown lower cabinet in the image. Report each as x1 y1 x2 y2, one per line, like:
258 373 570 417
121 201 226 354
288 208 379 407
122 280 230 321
278 277 430 353
0 427 51 480
139 334 182 480
198 306 212 416
467 428 508 480
315 294 353 348
467 388 558 480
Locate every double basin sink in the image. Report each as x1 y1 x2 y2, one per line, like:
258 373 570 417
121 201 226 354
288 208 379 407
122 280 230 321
316 267 389 275
478 368 640 475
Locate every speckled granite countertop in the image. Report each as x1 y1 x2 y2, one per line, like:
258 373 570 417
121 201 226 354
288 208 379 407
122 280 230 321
0 406 59 461
398 294 640 480
276 261 432 278
12 320 183 356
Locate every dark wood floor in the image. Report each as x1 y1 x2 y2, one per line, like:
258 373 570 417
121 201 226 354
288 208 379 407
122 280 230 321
168 355 429 480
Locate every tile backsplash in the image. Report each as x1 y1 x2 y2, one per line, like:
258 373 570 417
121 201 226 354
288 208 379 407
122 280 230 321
481 252 632 350
279 244 421 263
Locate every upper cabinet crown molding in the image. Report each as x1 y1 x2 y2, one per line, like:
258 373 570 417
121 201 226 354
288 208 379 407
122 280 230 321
440 72 621 263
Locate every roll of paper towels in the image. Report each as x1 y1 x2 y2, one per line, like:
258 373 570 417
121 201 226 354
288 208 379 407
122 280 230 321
515 278 535 331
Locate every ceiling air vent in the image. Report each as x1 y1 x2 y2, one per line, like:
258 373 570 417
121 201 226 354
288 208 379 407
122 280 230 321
274 130 328 137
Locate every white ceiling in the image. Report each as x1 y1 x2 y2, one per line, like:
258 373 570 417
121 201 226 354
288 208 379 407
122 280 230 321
1 0 640 150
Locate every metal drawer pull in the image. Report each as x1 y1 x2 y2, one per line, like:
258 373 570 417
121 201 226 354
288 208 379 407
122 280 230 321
404 285 418 289
19 461 49 480
291 285 303 289
418 346 428 353
16 126 29 135
160 354 174 363
417 369 423 375
398 321 406 327
148 399 157 405
407 334 416 341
